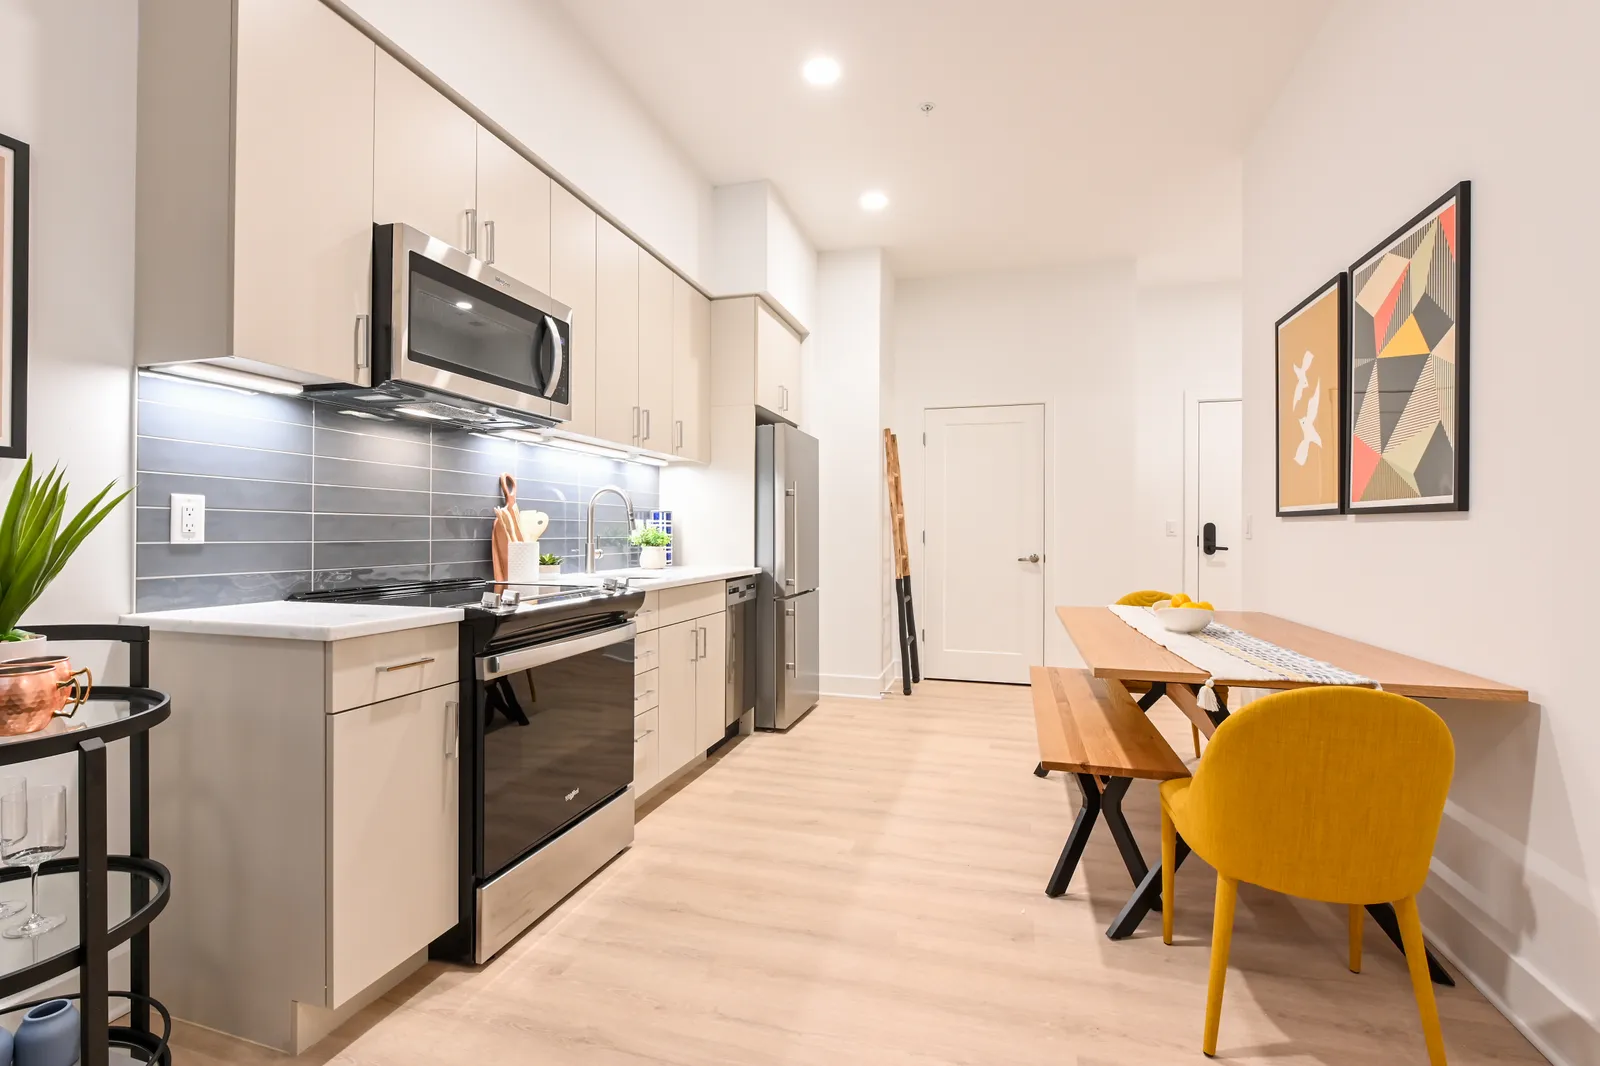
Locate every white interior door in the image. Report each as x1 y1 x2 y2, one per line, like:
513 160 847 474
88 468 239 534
1196 399 1242 608
924 405 1045 683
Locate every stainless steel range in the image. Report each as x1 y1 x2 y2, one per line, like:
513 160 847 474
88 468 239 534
292 577 643 963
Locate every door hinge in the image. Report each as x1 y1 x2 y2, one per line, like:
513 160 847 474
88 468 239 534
921 628 926 643
922 432 926 445
921 530 925 543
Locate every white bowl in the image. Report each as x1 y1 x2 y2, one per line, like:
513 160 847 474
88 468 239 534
1155 606 1213 634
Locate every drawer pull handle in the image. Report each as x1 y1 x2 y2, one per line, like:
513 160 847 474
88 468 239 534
636 689 656 699
383 657 436 673
635 728 654 742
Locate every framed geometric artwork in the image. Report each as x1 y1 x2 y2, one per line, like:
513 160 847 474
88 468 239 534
0 134 28 459
1346 181 1470 513
1275 273 1347 516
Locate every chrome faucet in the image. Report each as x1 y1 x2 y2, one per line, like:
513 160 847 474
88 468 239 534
585 485 637 573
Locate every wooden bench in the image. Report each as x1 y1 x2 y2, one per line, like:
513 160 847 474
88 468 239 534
1030 666 1189 898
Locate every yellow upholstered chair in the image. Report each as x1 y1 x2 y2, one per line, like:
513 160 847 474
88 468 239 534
1159 686 1455 1063
1115 590 1201 756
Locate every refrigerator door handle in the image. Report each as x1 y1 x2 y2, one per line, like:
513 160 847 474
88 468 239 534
784 482 799 588
785 604 797 671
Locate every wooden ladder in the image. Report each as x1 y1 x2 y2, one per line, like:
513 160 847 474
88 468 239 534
884 429 922 695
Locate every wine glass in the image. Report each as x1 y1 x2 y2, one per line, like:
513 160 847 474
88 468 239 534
0 779 25 919
3 785 66 939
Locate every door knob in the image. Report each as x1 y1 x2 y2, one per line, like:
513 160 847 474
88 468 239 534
1017 553 1040 563
1202 522 1229 556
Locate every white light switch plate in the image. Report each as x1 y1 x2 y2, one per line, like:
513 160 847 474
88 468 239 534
170 493 205 544
1165 520 1178 537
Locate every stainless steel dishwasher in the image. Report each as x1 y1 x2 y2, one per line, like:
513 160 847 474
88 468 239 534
725 577 759 730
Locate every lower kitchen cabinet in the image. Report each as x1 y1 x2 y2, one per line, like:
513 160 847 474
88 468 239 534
328 684 459 1007
634 584 732 796
657 620 700 775
695 612 728 752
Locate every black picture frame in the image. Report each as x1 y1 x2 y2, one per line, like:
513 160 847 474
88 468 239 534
0 133 28 460
1275 272 1348 517
1345 181 1470 514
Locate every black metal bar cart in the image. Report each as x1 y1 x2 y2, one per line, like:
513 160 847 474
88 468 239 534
0 625 173 1065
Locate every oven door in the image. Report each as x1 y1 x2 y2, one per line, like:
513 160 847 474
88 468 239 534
475 622 634 880
379 222 572 423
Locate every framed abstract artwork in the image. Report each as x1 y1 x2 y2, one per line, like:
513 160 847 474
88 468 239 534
1346 182 1469 513
1275 273 1347 516
0 134 27 459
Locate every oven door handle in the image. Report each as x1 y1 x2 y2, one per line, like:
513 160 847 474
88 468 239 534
477 622 636 680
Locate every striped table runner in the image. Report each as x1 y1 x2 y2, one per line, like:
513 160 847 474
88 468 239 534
1110 606 1375 687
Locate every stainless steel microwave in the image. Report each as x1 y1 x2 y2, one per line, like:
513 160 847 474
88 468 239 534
306 223 572 429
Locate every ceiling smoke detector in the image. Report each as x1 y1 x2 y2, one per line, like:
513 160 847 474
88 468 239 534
919 102 936 113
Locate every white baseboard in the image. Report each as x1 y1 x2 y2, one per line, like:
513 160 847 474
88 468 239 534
1421 881 1593 1066
820 672 887 699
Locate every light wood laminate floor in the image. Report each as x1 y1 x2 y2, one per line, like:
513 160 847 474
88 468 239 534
172 681 1545 1065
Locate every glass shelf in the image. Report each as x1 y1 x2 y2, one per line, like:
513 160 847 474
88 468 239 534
0 689 169 767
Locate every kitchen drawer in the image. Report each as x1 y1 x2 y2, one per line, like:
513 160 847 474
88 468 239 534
329 624 458 713
633 591 662 633
634 668 660 714
633 707 659 794
659 582 723 628
634 628 659 675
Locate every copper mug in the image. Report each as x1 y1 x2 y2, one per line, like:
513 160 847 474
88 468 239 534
0 656 92 736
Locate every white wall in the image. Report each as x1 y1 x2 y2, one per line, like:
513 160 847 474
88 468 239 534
1134 282 1243 597
341 0 713 281
0 0 139 995
891 267 1240 668
708 180 818 330
1242 2 1599 1061
812 251 891 696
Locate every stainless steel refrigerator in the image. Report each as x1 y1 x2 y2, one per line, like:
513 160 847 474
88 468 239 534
756 423 820 730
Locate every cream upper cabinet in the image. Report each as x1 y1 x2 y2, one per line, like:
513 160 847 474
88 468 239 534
328 684 459 1008
228 0 376 385
656 620 700 779
694 611 728 752
595 219 641 446
637 253 675 453
374 52 478 250
549 184 597 438
757 302 803 423
672 278 711 462
474 127 550 292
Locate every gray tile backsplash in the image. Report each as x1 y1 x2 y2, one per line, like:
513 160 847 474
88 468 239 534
134 372 661 610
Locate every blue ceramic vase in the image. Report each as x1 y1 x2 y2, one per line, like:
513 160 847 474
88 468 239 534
13 1000 76 1066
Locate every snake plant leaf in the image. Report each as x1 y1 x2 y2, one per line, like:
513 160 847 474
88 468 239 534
0 456 34 574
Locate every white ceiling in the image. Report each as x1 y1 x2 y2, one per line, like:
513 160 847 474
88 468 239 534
557 0 1334 282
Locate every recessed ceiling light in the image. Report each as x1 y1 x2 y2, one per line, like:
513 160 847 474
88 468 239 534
801 56 841 87
455 300 474 311
859 190 889 212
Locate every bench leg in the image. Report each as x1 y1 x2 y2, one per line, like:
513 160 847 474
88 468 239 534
1136 682 1167 712
1098 777 1148 886
1046 773 1102 898
1033 762 1049 778
1108 834 1189 939
1367 902 1456 987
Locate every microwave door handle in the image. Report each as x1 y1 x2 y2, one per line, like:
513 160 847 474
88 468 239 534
542 315 565 399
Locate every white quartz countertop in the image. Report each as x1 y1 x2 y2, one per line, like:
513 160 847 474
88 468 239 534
571 565 760 592
120 601 465 641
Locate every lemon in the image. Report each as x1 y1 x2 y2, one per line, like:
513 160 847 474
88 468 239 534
1170 592 1191 606
1195 601 1214 610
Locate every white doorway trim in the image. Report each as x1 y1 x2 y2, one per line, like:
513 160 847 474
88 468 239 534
1184 395 1243 600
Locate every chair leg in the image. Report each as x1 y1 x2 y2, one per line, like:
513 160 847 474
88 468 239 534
1396 895 1448 1065
1191 723 1202 758
1348 904 1363 973
1161 808 1176 945
1203 875 1238 1057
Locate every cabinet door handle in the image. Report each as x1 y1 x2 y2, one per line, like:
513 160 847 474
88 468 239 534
444 700 459 759
383 656 435 672
354 314 370 371
484 219 496 264
675 419 683 450
642 408 651 441
465 207 478 255
632 406 640 441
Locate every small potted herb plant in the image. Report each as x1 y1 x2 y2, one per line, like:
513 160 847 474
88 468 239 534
629 528 671 570
0 458 130 660
538 552 562 578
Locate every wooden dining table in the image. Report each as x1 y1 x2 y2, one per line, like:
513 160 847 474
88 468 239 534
1053 605 1528 985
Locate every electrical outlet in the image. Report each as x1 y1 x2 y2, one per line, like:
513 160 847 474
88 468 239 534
1165 520 1178 537
170 494 205 544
